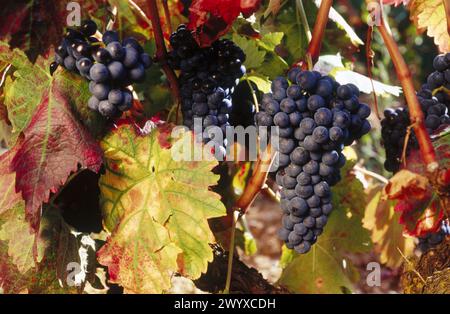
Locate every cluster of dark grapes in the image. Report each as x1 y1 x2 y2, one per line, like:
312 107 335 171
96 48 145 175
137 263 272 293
416 219 450 254
168 25 246 158
381 53 450 172
51 20 152 118
255 69 371 254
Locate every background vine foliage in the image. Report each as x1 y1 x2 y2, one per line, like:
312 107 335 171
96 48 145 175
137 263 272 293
0 0 449 294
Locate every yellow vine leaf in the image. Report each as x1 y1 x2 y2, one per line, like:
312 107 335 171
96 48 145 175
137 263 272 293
363 184 415 268
409 0 450 52
97 124 226 293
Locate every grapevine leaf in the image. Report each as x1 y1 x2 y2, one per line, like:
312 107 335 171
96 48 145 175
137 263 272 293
0 238 29 293
313 0 363 46
0 207 86 293
0 0 107 62
98 124 226 293
0 42 50 140
246 75 271 93
0 204 40 274
0 144 23 216
409 0 450 52
382 169 443 236
107 0 150 37
279 244 355 293
232 34 266 70
363 184 415 268
276 21 308 66
258 32 284 51
383 169 430 202
314 54 402 97
259 53 289 77
278 161 372 293
10 71 103 230
188 0 261 46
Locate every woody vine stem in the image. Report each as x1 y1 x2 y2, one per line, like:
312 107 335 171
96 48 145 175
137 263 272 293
147 0 181 120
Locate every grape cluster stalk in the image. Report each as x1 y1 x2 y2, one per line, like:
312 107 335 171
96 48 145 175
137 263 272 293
256 68 371 254
51 20 152 118
168 25 246 158
381 53 450 172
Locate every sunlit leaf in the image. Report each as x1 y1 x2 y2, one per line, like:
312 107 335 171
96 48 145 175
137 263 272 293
98 124 226 293
363 184 415 268
409 0 450 52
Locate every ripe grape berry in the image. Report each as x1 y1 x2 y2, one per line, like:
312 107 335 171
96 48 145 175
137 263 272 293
381 53 450 173
51 20 152 118
256 68 371 254
168 25 246 158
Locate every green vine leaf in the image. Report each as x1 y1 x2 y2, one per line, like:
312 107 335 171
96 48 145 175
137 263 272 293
98 124 226 293
232 34 266 70
258 32 284 51
0 42 51 144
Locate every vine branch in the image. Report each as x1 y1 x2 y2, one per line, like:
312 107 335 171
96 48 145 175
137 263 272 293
162 0 173 35
377 16 438 171
234 144 275 214
306 0 333 65
147 0 181 114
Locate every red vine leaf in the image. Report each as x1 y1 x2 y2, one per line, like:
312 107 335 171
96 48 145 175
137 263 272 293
11 84 102 231
188 0 261 46
0 0 105 62
383 170 443 236
383 169 430 202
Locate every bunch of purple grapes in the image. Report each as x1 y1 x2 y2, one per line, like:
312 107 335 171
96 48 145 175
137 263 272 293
168 25 246 158
255 69 371 254
381 53 450 173
51 20 152 118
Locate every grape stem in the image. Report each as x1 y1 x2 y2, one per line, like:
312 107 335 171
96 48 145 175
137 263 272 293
306 0 333 65
147 0 181 119
234 144 276 214
223 210 240 294
377 16 438 172
296 0 312 42
162 0 173 35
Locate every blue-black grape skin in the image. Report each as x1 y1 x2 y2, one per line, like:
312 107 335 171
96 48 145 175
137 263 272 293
53 20 151 118
168 25 247 159
255 68 372 254
123 47 139 68
88 96 99 110
381 52 450 173
92 83 110 100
